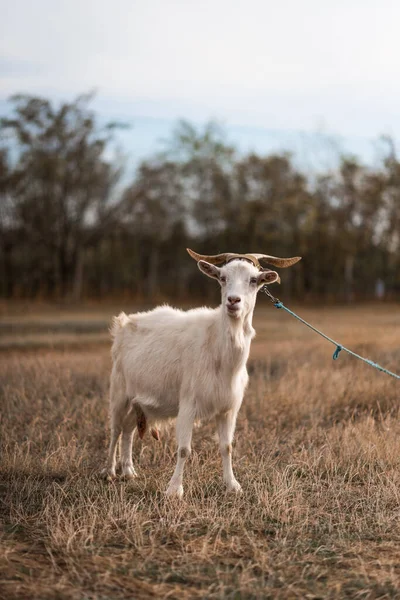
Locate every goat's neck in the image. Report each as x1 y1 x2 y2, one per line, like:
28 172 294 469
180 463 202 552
216 304 256 356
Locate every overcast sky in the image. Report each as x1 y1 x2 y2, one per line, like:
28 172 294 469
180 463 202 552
1 0 400 140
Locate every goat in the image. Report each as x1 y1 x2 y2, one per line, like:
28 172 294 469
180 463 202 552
103 248 301 497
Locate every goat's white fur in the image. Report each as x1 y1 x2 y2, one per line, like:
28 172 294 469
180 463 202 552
103 259 279 497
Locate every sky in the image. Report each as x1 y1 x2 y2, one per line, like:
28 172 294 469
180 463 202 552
1 0 400 165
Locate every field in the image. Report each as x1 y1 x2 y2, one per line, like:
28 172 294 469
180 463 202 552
1 301 400 599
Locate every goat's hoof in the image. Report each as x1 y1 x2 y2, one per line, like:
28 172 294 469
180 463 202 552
165 484 184 499
101 468 116 482
121 466 137 480
226 480 242 494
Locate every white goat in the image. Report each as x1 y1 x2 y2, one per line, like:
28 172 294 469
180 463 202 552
103 248 301 497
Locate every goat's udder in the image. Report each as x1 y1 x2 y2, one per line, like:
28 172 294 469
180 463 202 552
134 404 160 440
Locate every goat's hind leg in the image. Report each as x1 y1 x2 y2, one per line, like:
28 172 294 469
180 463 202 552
102 416 121 480
102 375 128 480
119 401 138 480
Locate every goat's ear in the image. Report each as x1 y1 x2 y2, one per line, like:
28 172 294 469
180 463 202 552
198 260 221 280
257 270 280 285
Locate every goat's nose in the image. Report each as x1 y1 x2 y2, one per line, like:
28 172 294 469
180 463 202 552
228 296 241 305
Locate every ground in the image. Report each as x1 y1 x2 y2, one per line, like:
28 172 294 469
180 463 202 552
1 301 400 599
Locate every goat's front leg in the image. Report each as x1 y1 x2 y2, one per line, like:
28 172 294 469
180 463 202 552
216 410 242 493
166 403 196 499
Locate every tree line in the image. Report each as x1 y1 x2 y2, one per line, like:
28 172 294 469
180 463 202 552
1 93 399 302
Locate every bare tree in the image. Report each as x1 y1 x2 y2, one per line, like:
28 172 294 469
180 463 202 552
1 93 126 299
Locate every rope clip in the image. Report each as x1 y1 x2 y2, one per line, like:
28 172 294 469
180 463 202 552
333 345 342 360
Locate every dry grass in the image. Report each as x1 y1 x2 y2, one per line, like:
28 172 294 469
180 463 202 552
1 303 400 599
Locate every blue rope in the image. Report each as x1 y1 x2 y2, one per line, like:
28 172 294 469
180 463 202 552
273 301 400 380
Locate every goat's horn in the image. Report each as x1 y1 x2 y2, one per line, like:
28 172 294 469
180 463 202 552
250 254 302 268
186 248 300 269
186 248 240 265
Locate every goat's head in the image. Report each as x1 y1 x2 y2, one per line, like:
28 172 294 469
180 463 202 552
187 248 301 320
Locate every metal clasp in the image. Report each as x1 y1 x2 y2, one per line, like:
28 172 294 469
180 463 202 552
261 285 281 305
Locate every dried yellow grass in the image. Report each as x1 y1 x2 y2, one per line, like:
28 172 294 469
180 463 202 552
1 304 400 598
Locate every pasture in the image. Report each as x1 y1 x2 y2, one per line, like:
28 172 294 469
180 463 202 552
1 302 400 599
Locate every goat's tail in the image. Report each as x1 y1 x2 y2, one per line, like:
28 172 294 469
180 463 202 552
110 312 130 339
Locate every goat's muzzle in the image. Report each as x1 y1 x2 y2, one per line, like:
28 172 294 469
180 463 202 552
226 296 241 317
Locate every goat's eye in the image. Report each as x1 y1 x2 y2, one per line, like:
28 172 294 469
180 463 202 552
220 276 227 283
250 277 258 285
